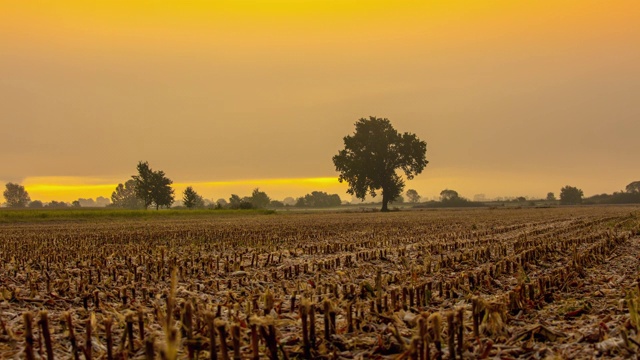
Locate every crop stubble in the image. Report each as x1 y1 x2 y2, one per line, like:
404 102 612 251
0 206 639 359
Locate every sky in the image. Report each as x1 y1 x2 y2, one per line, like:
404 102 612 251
1 1 639 203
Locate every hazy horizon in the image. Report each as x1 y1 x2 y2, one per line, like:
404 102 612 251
2 1 639 203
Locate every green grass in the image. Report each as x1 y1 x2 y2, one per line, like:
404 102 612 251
0 208 276 223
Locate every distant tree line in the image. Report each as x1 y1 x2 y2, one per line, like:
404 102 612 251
108 162 347 211
414 189 484 208
583 181 640 205
295 191 342 208
2 182 109 209
5 157 639 211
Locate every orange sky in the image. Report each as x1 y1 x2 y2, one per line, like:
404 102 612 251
1 1 639 203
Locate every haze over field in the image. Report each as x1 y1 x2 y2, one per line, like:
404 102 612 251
1 1 639 202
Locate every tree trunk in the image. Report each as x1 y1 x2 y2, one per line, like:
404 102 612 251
381 193 390 212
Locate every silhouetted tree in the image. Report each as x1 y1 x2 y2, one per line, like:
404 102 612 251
228 194 242 209
240 197 255 209
3 182 31 208
333 117 428 212
28 200 43 208
626 181 640 194
406 189 421 203
250 188 271 209
440 189 459 202
183 186 205 209
72 200 81 207
546 192 556 201
132 161 175 210
560 185 583 205
111 179 144 209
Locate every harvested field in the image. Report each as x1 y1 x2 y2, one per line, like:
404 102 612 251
1 206 639 359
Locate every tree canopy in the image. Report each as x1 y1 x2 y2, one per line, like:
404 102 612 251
3 182 31 208
333 116 428 211
560 185 583 205
546 192 556 201
250 188 271 209
132 161 175 210
626 181 640 194
440 189 459 202
28 200 43 208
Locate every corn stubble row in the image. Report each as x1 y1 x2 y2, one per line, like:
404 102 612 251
0 207 639 359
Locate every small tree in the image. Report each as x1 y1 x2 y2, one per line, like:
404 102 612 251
333 116 428 212
183 186 205 209
626 181 640 194
559 185 583 205
546 192 556 201
228 194 242 209
406 189 421 203
250 188 271 209
132 161 175 210
28 200 44 208
440 189 459 202
3 183 31 208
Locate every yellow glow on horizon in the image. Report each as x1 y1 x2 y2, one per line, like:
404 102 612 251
17 176 346 203
176 177 339 188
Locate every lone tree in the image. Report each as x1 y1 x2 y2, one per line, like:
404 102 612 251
559 185 583 205
111 179 143 209
183 186 205 209
132 161 175 210
406 189 421 203
3 183 31 208
546 192 556 201
333 117 428 212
